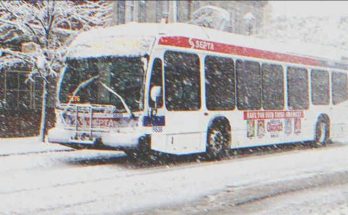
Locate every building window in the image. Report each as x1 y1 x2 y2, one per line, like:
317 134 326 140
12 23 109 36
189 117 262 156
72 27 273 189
155 1 162 22
243 12 255 35
0 71 42 111
177 1 191 22
156 1 168 22
117 0 126 24
127 0 135 22
228 9 236 33
138 0 147 23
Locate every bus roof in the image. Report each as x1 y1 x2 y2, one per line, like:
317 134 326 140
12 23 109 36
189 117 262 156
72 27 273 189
67 22 348 69
67 23 159 58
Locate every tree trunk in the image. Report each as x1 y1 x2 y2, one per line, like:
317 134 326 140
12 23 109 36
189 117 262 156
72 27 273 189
39 80 49 143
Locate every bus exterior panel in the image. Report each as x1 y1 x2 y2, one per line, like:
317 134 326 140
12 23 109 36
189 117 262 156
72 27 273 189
48 23 348 157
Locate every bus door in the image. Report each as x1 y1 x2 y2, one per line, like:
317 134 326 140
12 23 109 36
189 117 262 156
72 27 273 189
148 52 205 155
163 51 205 154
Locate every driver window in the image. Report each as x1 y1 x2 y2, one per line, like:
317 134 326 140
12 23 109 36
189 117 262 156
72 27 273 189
149 58 163 108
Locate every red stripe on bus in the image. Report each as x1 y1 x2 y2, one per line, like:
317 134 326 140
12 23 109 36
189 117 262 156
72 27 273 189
159 36 322 67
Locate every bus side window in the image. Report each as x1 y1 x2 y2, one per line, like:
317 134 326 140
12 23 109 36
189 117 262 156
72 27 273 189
205 56 235 110
287 67 309 110
332 72 348 105
311 69 329 105
149 58 163 108
262 64 284 110
236 59 261 110
164 51 201 111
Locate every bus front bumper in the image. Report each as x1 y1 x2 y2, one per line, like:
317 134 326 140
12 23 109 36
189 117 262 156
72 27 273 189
47 128 143 150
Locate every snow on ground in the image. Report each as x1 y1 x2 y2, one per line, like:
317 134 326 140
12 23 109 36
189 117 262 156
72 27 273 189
0 138 348 214
254 183 348 215
0 136 70 156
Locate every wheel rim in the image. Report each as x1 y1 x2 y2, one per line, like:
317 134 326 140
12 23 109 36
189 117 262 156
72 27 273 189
318 123 326 143
316 121 328 145
209 128 225 153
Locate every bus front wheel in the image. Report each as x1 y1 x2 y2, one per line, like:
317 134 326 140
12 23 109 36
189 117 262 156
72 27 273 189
206 121 231 159
314 117 330 146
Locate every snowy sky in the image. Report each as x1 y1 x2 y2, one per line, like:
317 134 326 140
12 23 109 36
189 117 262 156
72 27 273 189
270 1 348 18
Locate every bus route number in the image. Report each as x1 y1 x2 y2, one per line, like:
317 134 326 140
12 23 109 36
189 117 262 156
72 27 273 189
152 126 163 133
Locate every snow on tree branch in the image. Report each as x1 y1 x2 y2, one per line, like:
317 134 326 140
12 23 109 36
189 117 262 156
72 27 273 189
0 0 112 74
0 0 113 142
188 6 230 31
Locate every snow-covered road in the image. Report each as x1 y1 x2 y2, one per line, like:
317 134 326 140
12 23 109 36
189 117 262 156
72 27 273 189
1 143 348 214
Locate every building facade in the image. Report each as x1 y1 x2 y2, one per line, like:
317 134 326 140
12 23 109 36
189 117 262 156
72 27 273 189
112 0 269 35
0 1 113 137
0 1 269 137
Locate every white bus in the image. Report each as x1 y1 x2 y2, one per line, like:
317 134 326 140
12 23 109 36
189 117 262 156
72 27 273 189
48 23 348 158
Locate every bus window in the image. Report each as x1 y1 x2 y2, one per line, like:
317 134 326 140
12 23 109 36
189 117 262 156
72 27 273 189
164 51 200 111
311 69 329 105
236 60 261 110
287 67 309 110
149 58 163 108
332 72 348 105
33 76 43 109
262 64 284 110
205 56 235 110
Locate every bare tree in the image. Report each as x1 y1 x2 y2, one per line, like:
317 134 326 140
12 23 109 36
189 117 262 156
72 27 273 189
0 0 112 142
189 6 230 31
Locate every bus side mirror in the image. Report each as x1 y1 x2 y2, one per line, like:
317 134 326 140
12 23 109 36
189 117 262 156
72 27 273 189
150 86 161 103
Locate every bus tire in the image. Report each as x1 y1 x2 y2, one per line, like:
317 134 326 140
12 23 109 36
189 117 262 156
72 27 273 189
206 121 231 159
124 149 154 160
314 117 330 146
124 149 139 160
125 135 154 160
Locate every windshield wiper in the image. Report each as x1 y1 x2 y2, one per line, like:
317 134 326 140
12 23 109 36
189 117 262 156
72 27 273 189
67 75 100 106
99 82 134 118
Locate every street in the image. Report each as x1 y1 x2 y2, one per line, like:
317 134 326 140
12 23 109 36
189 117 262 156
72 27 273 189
0 142 348 214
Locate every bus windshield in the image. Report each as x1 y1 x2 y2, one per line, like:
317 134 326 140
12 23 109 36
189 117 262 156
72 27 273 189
59 56 145 112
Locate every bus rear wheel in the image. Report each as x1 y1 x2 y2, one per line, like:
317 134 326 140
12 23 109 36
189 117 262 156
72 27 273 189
206 122 231 159
314 118 330 146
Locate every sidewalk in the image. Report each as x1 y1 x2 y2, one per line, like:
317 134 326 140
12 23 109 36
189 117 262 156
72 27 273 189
0 136 72 156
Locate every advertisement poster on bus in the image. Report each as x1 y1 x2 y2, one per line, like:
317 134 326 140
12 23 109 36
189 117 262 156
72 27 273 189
247 120 255 138
244 111 303 138
267 120 283 138
257 120 265 138
285 118 292 135
294 118 302 134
